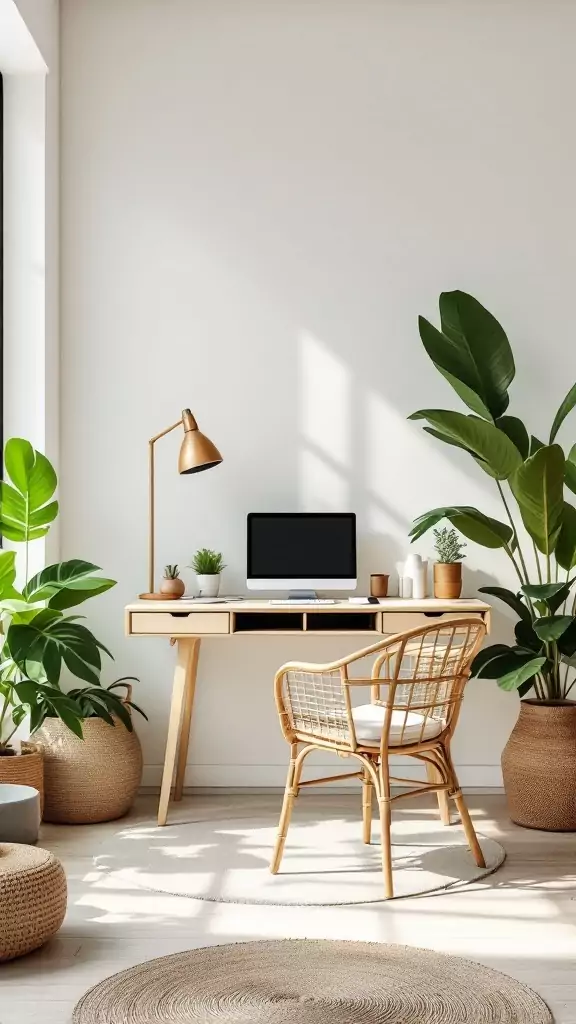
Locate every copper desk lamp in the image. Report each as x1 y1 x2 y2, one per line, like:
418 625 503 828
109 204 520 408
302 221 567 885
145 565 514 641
140 409 222 600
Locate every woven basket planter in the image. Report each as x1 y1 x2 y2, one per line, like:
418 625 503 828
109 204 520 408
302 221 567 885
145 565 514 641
37 717 143 824
502 700 576 831
0 744 44 814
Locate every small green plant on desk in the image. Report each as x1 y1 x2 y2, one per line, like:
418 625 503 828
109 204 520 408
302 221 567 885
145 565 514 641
190 549 226 598
433 527 467 564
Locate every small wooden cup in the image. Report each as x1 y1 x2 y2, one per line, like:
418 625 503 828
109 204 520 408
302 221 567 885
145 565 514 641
370 574 389 598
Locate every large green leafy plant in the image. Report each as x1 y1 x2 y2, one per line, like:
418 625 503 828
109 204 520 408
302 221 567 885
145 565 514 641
0 438 117 748
409 291 576 701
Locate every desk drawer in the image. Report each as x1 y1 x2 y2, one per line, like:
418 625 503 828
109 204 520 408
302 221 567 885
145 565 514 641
130 612 230 635
381 611 484 635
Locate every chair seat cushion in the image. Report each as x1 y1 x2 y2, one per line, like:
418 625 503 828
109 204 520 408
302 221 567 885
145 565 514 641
352 704 444 746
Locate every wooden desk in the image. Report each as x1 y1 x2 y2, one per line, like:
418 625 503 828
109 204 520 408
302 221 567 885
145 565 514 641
125 597 491 825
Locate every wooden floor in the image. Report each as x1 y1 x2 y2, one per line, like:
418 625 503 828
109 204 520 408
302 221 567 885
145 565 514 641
2 792 575 1022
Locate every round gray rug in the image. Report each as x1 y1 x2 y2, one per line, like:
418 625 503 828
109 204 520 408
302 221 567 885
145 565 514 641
72 939 552 1023
95 814 505 904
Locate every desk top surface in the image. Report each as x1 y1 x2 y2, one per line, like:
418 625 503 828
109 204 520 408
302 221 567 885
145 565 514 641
126 597 491 613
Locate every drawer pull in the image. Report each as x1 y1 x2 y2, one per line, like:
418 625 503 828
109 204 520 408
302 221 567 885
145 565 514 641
170 612 191 618
424 612 443 618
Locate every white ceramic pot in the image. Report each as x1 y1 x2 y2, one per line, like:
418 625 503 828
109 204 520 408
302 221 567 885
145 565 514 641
196 574 221 598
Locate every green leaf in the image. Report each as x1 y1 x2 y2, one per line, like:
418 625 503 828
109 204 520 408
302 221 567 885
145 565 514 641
517 678 537 698
550 382 576 443
477 649 539 680
418 317 494 420
522 581 569 601
0 439 58 544
533 616 573 642
497 656 546 691
409 409 521 479
510 444 565 554
556 502 576 571
422 426 474 454
0 551 17 598
470 643 515 677
7 616 109 688
496 416 530 459
24 560 116 610
478 586 532 624
439 291 515 419
565 444 576 496
558 619 576 657
530 435 545 456
410 506 514 549
514 619 542 652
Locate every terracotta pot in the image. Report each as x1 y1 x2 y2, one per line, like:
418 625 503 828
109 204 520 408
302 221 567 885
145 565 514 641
433 562 462 599
501 700 576 830
37 717 143 824
160 577 185 598
370 574 389 598
0 743 44 813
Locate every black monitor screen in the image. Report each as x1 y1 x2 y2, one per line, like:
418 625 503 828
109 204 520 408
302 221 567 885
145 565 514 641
247 513 356 579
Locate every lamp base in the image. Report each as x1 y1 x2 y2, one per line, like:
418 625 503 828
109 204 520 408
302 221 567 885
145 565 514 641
138 592 182 601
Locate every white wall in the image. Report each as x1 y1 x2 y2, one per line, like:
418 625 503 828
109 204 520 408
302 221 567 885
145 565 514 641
60 0 576 789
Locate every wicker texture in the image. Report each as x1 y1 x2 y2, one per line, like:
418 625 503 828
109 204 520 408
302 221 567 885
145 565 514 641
72 939 552 1023
273 621 487 897
502 700 576 830
37 717 143 824
0 843 66 961
0 745 44 813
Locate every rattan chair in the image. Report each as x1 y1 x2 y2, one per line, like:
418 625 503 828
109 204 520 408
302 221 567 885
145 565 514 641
271 618 487 898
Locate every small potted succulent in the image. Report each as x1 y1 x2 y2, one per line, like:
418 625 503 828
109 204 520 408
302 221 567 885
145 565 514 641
432 527 466 598
160 564 185 599
190 548 226 598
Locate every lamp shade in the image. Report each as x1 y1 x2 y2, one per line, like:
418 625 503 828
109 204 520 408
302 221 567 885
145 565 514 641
178 409 223 475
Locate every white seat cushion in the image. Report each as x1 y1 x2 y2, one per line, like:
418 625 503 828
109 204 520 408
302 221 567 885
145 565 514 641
352 703 444 747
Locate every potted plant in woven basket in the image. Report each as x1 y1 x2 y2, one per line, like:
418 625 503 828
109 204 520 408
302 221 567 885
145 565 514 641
37 678 147 823
408 290 576 830
0 437 141 817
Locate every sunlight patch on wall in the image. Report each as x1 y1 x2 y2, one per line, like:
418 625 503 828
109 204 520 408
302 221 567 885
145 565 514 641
299 331 350 468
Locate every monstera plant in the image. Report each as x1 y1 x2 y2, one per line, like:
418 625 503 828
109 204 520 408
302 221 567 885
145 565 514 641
408 292 576 829
0 438 116 753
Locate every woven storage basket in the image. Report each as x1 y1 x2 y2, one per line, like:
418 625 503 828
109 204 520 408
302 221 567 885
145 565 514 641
0 744 44 813
0 843 67 961
502 700 576 830
37 716 143 824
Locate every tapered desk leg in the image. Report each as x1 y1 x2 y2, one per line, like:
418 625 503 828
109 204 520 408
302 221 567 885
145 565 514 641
157 637 200 826
174 637 200 801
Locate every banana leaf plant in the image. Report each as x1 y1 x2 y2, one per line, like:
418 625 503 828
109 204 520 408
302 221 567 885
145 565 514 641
409 291 576 702
0 438 117 749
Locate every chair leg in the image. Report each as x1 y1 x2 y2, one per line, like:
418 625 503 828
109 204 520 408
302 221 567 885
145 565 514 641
426 758 451 825
362 767 373 844
443 743 486 869
453 791 486 868
378 761 393 899
270 745 300 875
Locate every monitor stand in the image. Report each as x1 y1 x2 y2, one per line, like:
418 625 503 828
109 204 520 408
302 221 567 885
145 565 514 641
287 590 318 601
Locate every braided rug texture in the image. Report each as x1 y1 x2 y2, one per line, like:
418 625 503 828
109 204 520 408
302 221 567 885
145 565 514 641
73 939 552 1023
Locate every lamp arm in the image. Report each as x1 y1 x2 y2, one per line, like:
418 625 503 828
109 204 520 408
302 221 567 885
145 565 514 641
147 417 184 595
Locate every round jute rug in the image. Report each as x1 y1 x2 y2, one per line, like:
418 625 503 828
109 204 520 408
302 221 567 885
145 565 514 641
95 814 505 904
73 939 552 1023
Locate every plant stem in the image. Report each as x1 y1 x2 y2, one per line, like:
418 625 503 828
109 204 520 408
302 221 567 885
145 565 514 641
496 482 530 585
503 544 526 588
532 541 543 584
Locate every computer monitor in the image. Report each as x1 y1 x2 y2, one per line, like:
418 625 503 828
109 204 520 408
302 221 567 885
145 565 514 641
247 513 357 594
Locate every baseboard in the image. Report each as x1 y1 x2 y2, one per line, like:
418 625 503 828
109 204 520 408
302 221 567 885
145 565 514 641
141 763 504 790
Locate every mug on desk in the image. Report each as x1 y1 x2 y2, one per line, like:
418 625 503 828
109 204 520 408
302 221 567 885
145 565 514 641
370 574 389 598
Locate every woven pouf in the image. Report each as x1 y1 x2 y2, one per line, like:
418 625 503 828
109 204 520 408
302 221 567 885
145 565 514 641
73 939 552 1023
0 844 67 961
